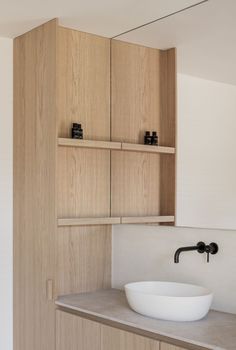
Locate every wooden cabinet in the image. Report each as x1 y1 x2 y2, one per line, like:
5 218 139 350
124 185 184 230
56 310 159 350
14 18 176 350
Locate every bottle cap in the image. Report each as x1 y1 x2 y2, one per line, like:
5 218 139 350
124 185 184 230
72 123 79 128
152 131 157 136
145 131 150 135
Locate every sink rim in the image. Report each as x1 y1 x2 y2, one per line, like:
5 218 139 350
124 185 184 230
125 281 213 299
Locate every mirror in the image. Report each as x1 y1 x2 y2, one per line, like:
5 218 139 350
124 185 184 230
115 0 236 230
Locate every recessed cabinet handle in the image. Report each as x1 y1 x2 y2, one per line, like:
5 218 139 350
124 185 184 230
46 279 54 301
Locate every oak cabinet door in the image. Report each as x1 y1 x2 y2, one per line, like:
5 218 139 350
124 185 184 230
56 310 101 350
161 342 187 350
102 325 160 350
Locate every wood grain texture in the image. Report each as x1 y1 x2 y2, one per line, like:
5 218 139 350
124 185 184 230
56 310 101 350
102 325 160 350
160 48 176 147
160 155 175 218
58 138 122 150
161 343 187 350
57 27 110 140
160 49 176 219
111 40 161 144
57 147 110 218
56 27 113 310
56 226 111 295
111 151 160 217
13 19 57 350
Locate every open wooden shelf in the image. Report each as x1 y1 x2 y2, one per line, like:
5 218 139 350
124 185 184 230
121 216 175 224
58 138 121 150
58 216 175 226
58 217 121 226
121 143 175 154
58 138 175 155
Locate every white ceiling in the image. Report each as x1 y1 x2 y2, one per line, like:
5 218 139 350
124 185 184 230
0 0 203 38
117 0 236 85
1 0 235 85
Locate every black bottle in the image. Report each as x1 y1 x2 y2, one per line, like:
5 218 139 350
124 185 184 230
151 131 158 146
72 123 83 139
144 131 152 145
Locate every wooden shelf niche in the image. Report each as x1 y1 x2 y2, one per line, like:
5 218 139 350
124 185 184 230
111 40 176 221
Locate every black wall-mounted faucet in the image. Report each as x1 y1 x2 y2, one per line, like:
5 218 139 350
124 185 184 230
174 241 218 263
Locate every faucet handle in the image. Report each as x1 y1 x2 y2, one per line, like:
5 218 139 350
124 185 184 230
197 241 206 253
206 247 210 263
205 242 219 263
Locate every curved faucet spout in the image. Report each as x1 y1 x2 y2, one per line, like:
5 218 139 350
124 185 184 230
174 242 206 263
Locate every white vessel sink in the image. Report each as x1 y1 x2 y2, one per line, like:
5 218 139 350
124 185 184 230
125 281 213 322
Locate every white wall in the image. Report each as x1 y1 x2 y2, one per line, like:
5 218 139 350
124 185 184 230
0 38 13 350
177 74 236 230
112 224 236 314
112 74 236 314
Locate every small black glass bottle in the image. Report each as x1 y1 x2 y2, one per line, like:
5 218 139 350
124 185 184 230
72 123 83 139
144 131 152 145
151 131 158 146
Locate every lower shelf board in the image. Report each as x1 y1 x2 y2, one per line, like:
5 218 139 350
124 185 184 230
57 216 175 226
121 216 175 224
121 142 175 154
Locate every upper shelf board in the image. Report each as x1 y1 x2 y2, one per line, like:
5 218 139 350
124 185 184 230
58 138 175 154
58 138 121 150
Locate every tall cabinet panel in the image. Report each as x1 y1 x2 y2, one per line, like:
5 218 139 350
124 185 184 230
56 27 112 296
14 19 57 350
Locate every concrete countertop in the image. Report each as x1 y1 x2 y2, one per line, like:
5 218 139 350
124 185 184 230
55 289 236 350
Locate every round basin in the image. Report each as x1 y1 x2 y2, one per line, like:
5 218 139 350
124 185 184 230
125 281 213 322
